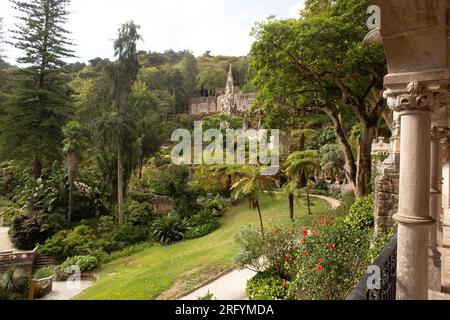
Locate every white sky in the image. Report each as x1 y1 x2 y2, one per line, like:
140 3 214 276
0 0 305 64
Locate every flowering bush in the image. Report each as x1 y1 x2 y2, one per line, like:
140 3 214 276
285 223 373 300
236 216 390 300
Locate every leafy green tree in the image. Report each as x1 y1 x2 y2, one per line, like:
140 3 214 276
284 150 321 216
1 0 75 178
250 0 387 196
62 120 90 225
110 21 142 225
230 165 278 239
197 66 227 96
178 51 198 100
320 144 345 183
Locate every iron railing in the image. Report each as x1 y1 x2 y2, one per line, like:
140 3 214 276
347 234 398 300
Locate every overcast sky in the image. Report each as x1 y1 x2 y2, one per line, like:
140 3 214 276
0 0 305 64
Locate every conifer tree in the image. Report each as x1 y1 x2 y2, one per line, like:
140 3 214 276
0 0 75 178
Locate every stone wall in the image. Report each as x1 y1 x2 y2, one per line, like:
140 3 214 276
374 173 399 235
188 97 219 115
189 92 256 116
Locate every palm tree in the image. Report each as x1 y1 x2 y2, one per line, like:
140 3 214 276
63 120 90 226
230 165 278 239
110 21 142 225
284 150 321 217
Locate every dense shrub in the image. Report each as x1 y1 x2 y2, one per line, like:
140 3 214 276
344 194 375 230
33 267 55 280
0 198 22 224
246 272 289 300
55 256 98 280
94 223 147 253
40 226 99 263
128 190 154 204
314 180 329 191
97 215 116 233
151 214 190 245
184 220 220 240
190 210 216 227
9 212 65 250
199 196 227 218
125 200 154 226
340 192 356 213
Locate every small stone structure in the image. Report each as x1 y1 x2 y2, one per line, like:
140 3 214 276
188 65 256 116
152 195 174 213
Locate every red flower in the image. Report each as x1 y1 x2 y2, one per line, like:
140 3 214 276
284 255 290 262
327 243 334 250
303 251 309 257
303 229 308 236
282 280 287 288
317 265 323 272
314 229 319 236
274 230 280 235
318 258 323 263
321 218 327 226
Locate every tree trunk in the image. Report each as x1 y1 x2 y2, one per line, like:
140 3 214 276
248 195 254 210
306 188 312 215
289 193 294 223
118 145 125 225
67 152 79 227
255 200 264 240
355 123 376 196
323 108 358 194
33 158 42 179
139 158 143 180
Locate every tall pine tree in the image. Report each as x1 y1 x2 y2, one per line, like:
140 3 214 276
0 0 75 178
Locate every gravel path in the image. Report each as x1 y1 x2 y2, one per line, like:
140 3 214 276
39 281 94 300
0 227 14 252
180 195 341 301
311 195 341 210
180 268 257 300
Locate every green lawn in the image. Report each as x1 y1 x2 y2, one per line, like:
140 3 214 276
75 194 329 300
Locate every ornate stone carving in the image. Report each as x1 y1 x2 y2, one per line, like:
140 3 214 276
384 80 449 113
431 126 448 141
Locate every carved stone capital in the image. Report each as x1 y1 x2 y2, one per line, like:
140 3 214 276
431 126 448 141
384 80 449 113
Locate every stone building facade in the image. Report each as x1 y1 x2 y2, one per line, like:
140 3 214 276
188 66 256 116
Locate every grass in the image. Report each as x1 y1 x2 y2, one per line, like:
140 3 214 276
75 194 329 300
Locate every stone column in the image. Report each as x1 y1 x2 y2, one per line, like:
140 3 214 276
429 125 446 291
384 80 448 300
443 135 450 293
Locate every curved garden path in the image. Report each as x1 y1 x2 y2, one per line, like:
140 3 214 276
39 281 95 300
179 195 341 301
311 195 341 210
0 227 15 252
